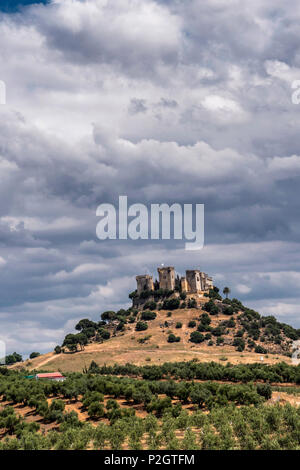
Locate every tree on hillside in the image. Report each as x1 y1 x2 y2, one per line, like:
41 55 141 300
29 352 40 359
75 319 97 331
223 287 231 299
5 352 22 365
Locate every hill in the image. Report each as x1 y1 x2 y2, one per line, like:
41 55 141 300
16 287 300 373
4 286 300 451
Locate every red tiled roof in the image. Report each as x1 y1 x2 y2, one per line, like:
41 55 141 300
36 372 65 378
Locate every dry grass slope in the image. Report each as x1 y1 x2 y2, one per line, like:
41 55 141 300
16 308 293 373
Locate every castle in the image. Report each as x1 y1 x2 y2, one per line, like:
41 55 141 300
136 266 213 295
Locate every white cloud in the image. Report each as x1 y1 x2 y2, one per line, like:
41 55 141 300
1 0 300 354
236 284 252 294
201 94 247 122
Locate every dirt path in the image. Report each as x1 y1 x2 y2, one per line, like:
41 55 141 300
35 354 57 369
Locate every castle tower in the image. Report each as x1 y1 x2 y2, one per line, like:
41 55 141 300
186 270 202 293
157 266 175 290
181 277 188 292
136 275 154 294
199 272 207 291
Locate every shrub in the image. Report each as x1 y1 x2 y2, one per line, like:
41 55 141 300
233 337 245 351
204 300 218 315
236 329 244 337
137 335 152 344
141 311 157 321
163 299 180 310
210 305 219 315
200 313 211 326
188 320 196 328
211 326 224 337
54 346 61 354
219 356 228 361
175 322 182 329
136 321 148 332
190 332 205 344
197 324 211 332
255 345 267 354
227 317 235 328
168 334 181 343
143 301 157 311
223 306 234 316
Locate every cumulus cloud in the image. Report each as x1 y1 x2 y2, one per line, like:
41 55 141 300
0 0 300 355
32 0 182 75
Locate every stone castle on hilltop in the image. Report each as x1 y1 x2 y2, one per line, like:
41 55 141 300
136 266 213 295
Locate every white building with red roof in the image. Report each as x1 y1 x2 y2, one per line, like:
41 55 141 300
35 372 66 382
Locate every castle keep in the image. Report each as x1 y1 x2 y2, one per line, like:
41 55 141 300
136 266 213 295
157 266 175 290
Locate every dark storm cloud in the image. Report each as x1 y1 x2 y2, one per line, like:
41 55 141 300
0 0 300 355
29 0 181 78
128 98 148 115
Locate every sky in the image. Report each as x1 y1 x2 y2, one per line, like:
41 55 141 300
0 0 48 13
1 0 300 357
